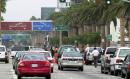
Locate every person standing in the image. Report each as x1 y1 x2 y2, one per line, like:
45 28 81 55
92 47 99 68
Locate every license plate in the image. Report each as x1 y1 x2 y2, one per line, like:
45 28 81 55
31 64 38 67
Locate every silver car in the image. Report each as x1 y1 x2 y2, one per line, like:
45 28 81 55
58 51 84 71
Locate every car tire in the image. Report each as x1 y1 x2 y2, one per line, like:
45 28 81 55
79 67 83 71
121 71 125 78
114 70 118 76
17 75 22 79
51 67 53 73
58 65 60 70
101 66 104 73
110 68 114 75
126 73 130 79
61 66 63 71
5 58 9 63
46 75 51 79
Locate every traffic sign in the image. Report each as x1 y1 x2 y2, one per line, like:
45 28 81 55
32 21 53 31
106 34 112 41
55 25 69 31
1 22 32 30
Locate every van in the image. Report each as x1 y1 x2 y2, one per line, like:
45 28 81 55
0 45 9 63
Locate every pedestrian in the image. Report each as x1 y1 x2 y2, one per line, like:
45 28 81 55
91 47 99 68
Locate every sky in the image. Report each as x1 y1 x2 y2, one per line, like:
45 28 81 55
2 0 57 21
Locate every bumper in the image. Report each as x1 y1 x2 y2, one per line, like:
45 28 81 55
61 63 83 68
18 68 51 76
115 64 121 70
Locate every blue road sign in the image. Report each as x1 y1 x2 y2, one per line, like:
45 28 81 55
32 21 53 31
1 34 12 41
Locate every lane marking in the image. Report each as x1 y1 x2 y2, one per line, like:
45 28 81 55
10 69 17 79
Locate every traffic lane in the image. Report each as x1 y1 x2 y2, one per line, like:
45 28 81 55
0 60 13 79
52 65 122 79
17 65 123 79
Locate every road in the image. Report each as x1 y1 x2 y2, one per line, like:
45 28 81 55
0 59 122 79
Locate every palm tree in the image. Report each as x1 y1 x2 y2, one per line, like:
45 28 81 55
0 0 7 20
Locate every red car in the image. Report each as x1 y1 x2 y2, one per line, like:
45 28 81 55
17 53 51 79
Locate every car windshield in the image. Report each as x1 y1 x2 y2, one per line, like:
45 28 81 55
63 52 82 57
23 54 46 61
119 49 130 57
106 48 117 54
0 47 5 51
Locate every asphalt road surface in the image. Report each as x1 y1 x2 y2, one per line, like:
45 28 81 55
0 59 123 79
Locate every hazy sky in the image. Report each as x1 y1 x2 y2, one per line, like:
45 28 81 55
3 0 57 21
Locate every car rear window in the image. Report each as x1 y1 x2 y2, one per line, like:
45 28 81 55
63 52 82 57
0 47 5 51
23 54 46 61
106 48 117 54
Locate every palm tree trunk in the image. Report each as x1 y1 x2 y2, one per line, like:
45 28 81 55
120 18 125 46
78 26 84 35
106 23 110 47
100 25 106 49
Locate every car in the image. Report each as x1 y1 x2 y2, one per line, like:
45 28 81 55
17 53 51 79
10 46 30 58
110 47 130 76
12 51 29 74
40 51 54 73
58 45 77 57
121 54 130 79
101 47 117 74
0 45 9 63
85 47 103 64
58 51 84 71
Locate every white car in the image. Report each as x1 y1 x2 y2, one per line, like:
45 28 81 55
110 47 130 76
0 45 9 63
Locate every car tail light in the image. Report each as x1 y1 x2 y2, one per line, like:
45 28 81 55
128 65 130 69
18 62 25 67
44 61 50 67
116 59 123 63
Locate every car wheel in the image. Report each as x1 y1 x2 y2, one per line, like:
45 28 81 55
61 66 63 71
5 58 9 63
17 75 22 79
79 67 83 71
110 67 114 75
114 68 118 76
101 66 104 73
58 65 60 70
46 75 51 79
51 67 53 73
121 71 125 78
126 73 130 79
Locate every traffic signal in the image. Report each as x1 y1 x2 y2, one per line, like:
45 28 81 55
106 0 112 5
59 0 66 3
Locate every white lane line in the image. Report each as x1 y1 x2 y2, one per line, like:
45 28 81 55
10 69 17 79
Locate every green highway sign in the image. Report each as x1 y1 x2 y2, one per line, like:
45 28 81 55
55 25 69 31
106 34 112 41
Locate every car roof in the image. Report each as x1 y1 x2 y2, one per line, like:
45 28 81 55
118 47 130 49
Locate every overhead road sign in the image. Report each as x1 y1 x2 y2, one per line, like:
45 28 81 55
1 22 32 30
32 21 53 31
